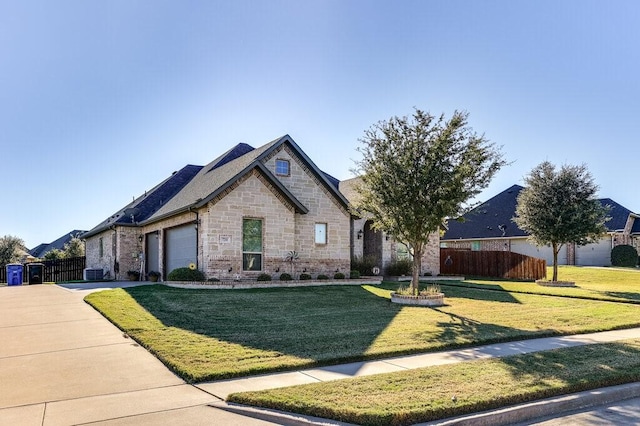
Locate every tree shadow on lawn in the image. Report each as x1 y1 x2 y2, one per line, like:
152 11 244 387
123 284 405 365
496 341 640 398
122 284 529 374
439 284 522 304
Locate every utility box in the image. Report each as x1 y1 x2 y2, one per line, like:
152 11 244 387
27 263 44 285
6 264 23 286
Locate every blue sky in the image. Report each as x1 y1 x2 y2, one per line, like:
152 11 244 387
2 1 639 249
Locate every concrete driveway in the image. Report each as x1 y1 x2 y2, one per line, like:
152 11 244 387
0 284 276 425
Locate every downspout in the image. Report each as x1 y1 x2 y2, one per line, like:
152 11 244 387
193 209 199 270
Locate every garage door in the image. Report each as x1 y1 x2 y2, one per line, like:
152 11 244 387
510 240 567 265
576 237 611 266
165 224 197 274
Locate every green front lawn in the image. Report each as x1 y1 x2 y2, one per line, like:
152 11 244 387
436 266 640 303
85 275 640 382
229 338 640 426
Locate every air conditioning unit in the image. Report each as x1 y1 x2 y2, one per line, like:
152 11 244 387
83 268 103 281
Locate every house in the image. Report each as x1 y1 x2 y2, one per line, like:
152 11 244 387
82 135 352 280
441 184 640 266
339 177 440 276
29 230 86 259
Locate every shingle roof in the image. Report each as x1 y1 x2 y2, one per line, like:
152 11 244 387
84 136 349 235
82 164 203 238
29 230 86 258
442 185 636 240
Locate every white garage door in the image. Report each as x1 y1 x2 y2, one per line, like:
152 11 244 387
576 237 611 266
165 224 197 274
510 240 567 265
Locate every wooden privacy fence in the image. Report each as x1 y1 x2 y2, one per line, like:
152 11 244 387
440 249 546 280
1 256 86 283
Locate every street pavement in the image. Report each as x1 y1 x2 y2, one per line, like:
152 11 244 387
2 282 640 425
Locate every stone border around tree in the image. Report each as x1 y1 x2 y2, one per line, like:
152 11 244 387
390 292 445 307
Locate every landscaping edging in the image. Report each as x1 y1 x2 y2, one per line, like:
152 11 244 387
394 276 465 282
536 280 577 287
390 292 445 306
164 277 383 290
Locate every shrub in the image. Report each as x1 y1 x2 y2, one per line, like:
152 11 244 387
316 274 329 280
207 277 220 282
385 259 412 276
279 273 293 281
350 270 361 279
257 273 272 281
611 245 639 267
351 255 378 275
167 267 205 281
127 270 140 281
334 272 346 279
299 273 312 280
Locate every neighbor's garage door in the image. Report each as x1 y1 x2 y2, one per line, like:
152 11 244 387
576 237 611 266
510 240 567 265
165 224 197 274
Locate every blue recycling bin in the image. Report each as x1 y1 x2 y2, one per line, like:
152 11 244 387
6 264 23 286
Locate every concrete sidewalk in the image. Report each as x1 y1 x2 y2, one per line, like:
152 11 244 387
197 327 640 400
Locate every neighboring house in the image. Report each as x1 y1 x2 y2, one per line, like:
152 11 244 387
82 135 351 281
339 177 440 276
29 230 86 259
441 184 640 267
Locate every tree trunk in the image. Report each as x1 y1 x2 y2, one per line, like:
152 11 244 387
552 242 559 282
412 248 422 295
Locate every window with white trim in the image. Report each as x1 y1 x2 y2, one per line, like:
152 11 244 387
315 223 327 245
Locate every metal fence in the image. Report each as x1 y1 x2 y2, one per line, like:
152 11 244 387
1 256 86 283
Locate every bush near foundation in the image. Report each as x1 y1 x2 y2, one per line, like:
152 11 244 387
611 245 638 267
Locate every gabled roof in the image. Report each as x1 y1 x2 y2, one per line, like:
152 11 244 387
83 135 348 236
145 135 349 223
82 164 203 238
443 185 527 240
29 230 86 258
442 185 637 240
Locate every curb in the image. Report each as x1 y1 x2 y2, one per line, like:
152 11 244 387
210 401 356 426
423 381 640 425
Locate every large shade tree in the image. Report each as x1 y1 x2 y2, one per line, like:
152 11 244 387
353 108 506 294
514 161 609 282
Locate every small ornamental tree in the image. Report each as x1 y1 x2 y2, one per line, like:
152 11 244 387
514 161 609 282
354 108 505 294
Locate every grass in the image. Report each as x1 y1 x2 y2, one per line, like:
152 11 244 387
85 272 640 382
228 338 640 426
433 266 640 303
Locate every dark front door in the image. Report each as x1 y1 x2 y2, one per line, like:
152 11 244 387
363 220 383 268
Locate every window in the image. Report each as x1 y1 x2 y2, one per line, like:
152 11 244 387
243 218 263 271
396 242 411 260
471 241 481 251
315 223 327 244
275 159 290 176
99 237 104 258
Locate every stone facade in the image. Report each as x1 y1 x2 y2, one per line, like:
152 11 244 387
85 139 352 281
351 216 441 276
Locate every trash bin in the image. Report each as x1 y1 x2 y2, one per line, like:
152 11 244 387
27 263 44 285
6 264 23 286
